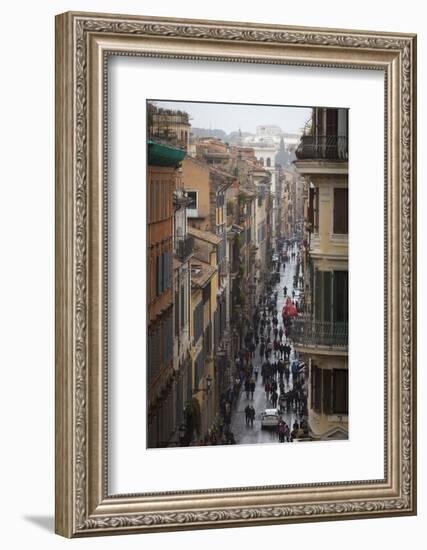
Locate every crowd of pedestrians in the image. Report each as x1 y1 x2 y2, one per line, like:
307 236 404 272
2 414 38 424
198 240 310 446
231 240 310 443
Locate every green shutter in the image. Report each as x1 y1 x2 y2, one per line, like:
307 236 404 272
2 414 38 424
323 271 332 322
314 270 321 321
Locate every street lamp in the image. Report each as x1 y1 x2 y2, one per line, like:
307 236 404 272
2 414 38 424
192 374 213 396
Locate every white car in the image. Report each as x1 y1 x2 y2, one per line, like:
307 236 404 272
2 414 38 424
260 408 280 429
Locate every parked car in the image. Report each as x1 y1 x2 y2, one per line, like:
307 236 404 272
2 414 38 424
260 408 280 429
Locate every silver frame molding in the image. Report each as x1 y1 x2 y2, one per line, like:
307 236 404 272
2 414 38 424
55 11 417 537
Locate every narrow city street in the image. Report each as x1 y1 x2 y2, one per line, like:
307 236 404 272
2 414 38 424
230 244 307 445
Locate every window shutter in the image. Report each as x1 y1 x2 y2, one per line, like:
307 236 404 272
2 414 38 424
195 351 203 388
323 271 332 322
313 366 322 413
156 255 160 296
322 369 332 414
166 250 170 289
310 364 315 409
175 291 179 336
332 369 349 414
333 188 348 234
333 271 349 323
314 270 322 321
308 188 314 228
180 285 185 330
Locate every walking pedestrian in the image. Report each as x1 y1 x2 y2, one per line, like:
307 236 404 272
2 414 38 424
278 418 286 443
244 378 251 400
249 405 256 427
271 390 278 408
244 404 251 426
265 380 271 401
249 378 255 400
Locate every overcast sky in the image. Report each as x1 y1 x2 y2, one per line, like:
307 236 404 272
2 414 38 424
150 100 312 135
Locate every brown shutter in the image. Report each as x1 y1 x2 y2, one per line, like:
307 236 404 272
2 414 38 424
308 187 314 228
310 364 315 409
314 188 319 232
313 366 322 413
333 188 348 234
322 369 332 414
332 369 349 414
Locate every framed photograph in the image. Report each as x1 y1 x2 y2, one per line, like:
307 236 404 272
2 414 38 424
55 11 417 537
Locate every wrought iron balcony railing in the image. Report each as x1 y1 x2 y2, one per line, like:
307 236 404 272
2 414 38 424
295 135 348 161
291 316 348 349
175 235 194 261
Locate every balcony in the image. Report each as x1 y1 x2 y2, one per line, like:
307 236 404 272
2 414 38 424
175 235 194 261
291 316 348 350
295 135 348 161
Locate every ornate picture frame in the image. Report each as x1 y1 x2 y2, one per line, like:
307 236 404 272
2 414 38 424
55 11 417 537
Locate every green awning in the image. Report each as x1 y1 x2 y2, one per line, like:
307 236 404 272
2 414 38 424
147 140 186 167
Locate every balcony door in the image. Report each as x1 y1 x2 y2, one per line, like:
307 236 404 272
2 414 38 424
314 269 348 345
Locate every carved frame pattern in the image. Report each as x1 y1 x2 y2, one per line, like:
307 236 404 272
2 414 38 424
55 12 416 537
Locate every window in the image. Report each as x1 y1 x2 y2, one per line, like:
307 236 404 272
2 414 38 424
333 188 348 234
314 187 319 232
311 367 348 415
333 271 348 323
322 369 333 414
186 191 197 210
175 290 179 336
308 187 314 228
180 284 185 330
186 190 198 217
193 300 204 343
311 365 322 412
214 309 220 350
266 157 271 167
202 282 211 305
314 270 348 323
257 222 266 243
194 351 203 389
155 248 172 296
147 325 161 387
326 108 338 135
323 271 332 322
204 322 212 357
332 369 348 414
308 186 319 232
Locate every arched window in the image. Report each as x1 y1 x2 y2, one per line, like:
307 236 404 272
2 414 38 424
266 157 271 167
259 157 264 166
